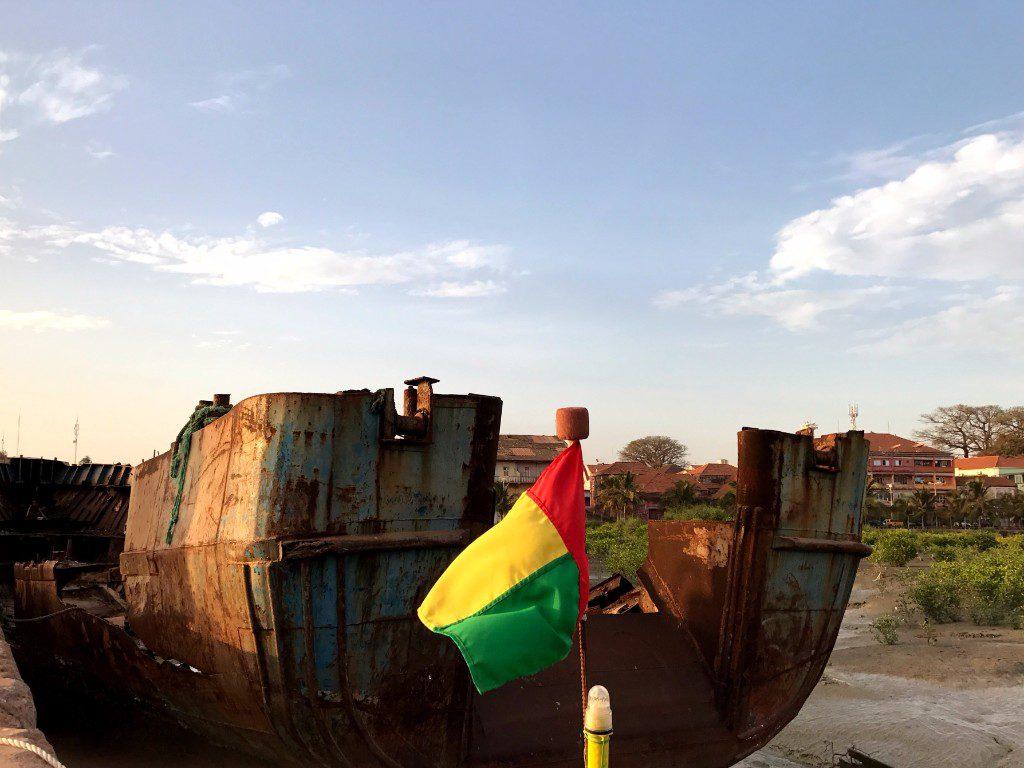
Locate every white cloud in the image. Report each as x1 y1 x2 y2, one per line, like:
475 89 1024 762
411 280 506 298
190 64 290 115
854 286 1024 356
656 275 896 331
256 211 284 228
771 133 1024 283
2 216 508 295
0 308 109 331
87 145 115 160
18 48 127 124
190 95 236 114
658 125 1024 353
0 73 19 142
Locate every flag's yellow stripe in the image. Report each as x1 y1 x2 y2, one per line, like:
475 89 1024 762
417 494 567 630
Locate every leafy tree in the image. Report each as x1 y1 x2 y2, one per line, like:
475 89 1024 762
717 486 737 510
597 472 643 521
661 480 699 509
618 436 688 468
963 478 988 526
909 489 937 527
992 406 1024 456
915 404 1004 457
493 481 514 520
889 497 911 525
944 489 970 527
864 496 889 526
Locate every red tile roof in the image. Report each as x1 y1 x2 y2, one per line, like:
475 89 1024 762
955 455 1024 470
817 432 949 457
686 462 738 481
956 475 1018 488
497 435 565 463
592 462 692 496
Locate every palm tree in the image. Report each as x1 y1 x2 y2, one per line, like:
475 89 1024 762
964 478 988 527
909 489 937 528
943 489 969 528
597 472 642 521
661 479 699 510
493 481 514 521
889 497 911 525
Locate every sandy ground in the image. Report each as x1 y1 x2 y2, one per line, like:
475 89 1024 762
739 562 1024 768
35 562 1024 768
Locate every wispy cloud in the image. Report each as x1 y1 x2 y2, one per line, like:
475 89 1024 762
2 214 508 296
656 275 897 331
657 122 1024 354
17 47 127 124
0 47 125 147
190 64 290 115
411 280 506 298
190 95 236 114
0 308 110 332
86 144 115 160
853 286 1024 356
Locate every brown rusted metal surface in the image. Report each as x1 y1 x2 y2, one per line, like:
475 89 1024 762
0 457 131 567
9 403 866 768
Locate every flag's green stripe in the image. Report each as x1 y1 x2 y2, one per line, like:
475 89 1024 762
432 553 580 693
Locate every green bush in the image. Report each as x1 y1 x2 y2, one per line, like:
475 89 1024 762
869 614 901 645
921 532 959 549
663 503 734 522
910 542 1024 627
911 561 962 622
870 530 919 566
586 519 648 576
861 526 881 546
932 545 958 562
961 531 999 552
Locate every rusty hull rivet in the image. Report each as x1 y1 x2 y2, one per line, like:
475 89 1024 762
556 407 589 440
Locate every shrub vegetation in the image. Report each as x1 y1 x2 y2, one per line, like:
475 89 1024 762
860 528 1024 629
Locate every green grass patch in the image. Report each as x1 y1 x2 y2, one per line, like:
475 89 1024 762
663 503 735 522
586 518 648 576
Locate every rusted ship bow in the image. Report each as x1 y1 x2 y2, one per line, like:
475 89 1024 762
7 382 869 767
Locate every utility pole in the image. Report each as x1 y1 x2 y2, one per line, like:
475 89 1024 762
15 413 20 456
73 417 80 464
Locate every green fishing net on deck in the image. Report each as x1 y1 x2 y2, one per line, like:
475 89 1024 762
166 402 232 544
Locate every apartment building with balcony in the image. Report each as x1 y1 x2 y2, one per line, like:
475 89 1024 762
817 431 954 499
864 432 954 498
494 434 567 498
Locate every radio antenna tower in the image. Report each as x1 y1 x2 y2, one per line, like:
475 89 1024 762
849 403 860 431
73 417 80 464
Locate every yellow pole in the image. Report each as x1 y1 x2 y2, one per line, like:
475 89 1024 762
583 685 612 768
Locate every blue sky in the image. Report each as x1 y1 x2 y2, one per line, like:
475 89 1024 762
3 3 1024 465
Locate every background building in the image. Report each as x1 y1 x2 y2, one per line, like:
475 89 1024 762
494 435 566 498
684 460 738 502
818 432 954 500
587 461 688 520
954 455 1024 488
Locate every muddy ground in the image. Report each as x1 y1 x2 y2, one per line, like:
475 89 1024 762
739 561 1024 768
32 561 1024 768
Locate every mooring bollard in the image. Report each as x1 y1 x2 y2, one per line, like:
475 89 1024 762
583 685 612 768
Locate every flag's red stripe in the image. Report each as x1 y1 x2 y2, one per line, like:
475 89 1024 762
526 440 588 614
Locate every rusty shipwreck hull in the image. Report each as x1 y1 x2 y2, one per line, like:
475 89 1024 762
11 386 869 768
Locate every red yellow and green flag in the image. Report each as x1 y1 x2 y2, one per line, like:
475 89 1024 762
417 441 588 693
